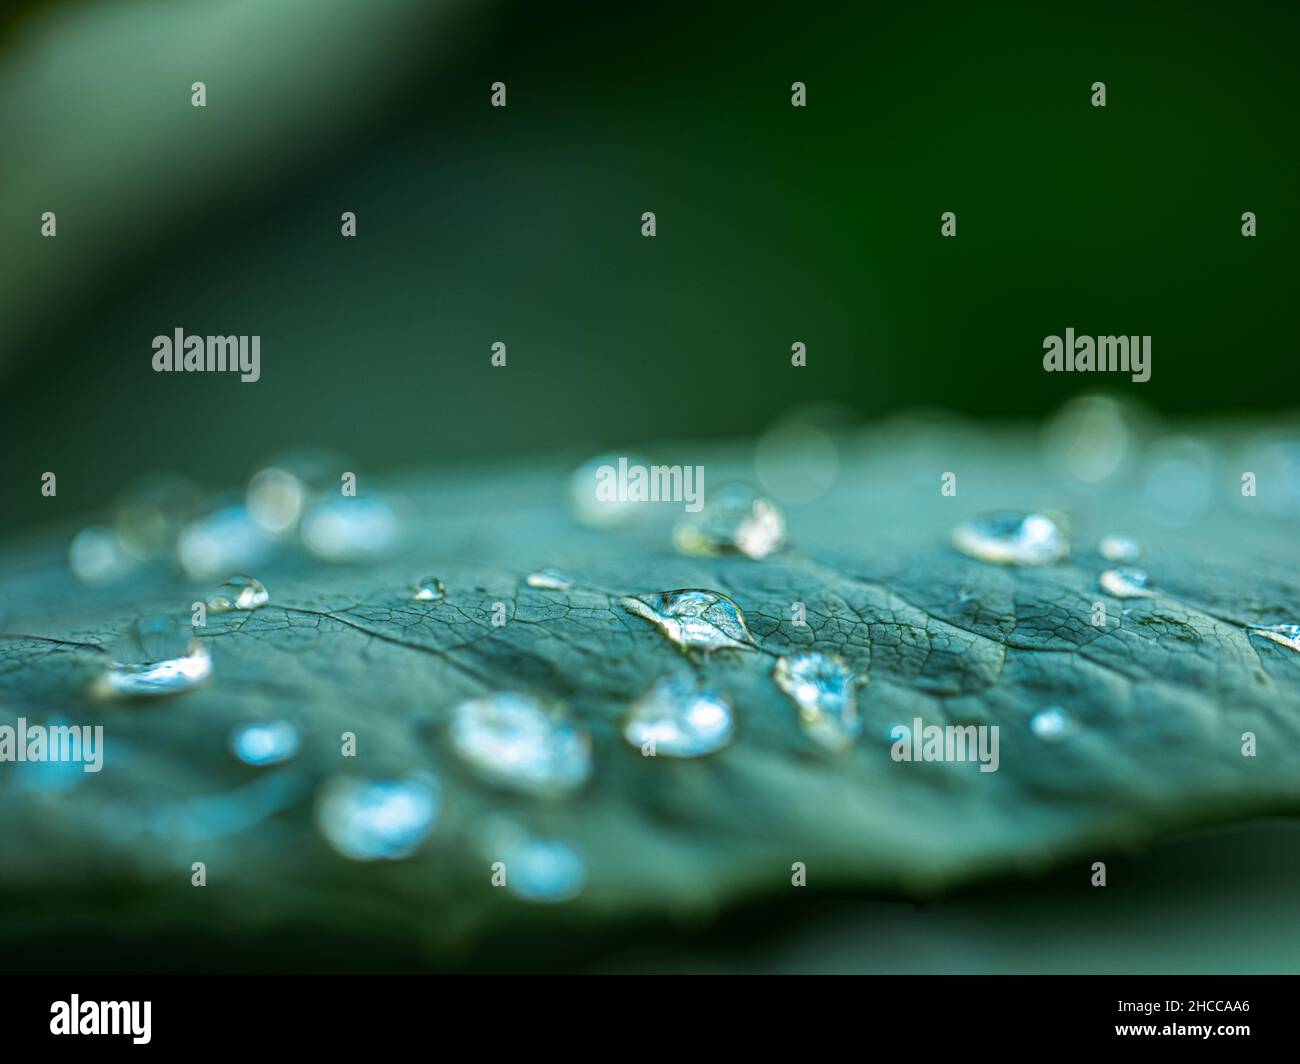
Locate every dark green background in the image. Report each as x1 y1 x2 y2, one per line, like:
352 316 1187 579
2 0 1296 535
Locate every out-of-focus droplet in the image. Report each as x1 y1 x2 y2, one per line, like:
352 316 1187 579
503 838 586 903
246 467 306 537
207 575 269 612
96 615 213 698
229 720 300 766
1042 394 1135 484
623 673 735 757
1030 705 1076 741
450 692 591 797
755 412 841 505
1098 534 1141 563
1249 624 1300 654
315 773 440 861
69 525 137 585
413 576 446 601
178 505 274 581
526 568 574 591
773 652 863 751
1099 566 1154 599
622 589 756 652
1144 437 1212 528
568 452 652 528
301 496 399 562
673 483 786 560
114 474 201 560
952 512 1069 566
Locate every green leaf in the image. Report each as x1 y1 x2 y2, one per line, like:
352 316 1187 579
2 424 1299 962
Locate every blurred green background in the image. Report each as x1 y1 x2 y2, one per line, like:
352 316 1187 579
2 0 1296 536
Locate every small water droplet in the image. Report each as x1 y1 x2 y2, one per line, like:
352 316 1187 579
952 511 1069 566
773 652 863 751
178 504 274 581
228 720 300 766
315 773 440 861
450 692 592 797
623 673 735 757
673 483 786 560
412 576 446 601
1030 705 1076 741
1099 566 1154 599
622 589 756 652
96 615 213 698
1249 624 1300 653
114 474 202 560
1098 534 1141 563
302 496 399 562
526 568 574 591
207 575 269 612
504 838 586 903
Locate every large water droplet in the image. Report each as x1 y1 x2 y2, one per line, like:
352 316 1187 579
301 496 399 562
1249 624 1300 653
229 720 300 766
96 615 213 698
412 576 446 602
178 504 274 581
450 693 592 797
1030 705 1076 741
526 568 574 591
1098 534 1141 563
246 467 306 537
207 575 269 612
1099 566 1154 599
673 483 786 560
315 773 440 861
623 673 735 757
503 838 586 903
622 589 756 652
773 652 863 751
952 511 1069 566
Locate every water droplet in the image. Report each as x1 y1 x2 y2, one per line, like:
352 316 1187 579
773 652 863 751
755 408 844 505
450 693 591 797
229 720 300 766
315 773 440 861
207 575 269 612
96 615 213 698
622 589 756 652
1029 705 1076 741
1042 394 1138 484
623 673 735 757
413 576 446 601
951 511 1069 566
503 838 586 903
673 483 786 559
246 467 306 537
1144 437 1212 528
301 496 399 562
1099 566 1154 599
1249 624 1300 653
526 568 574 591
568 452 651 528
69 525 137 585
114 474 201 559
178 504 274 581
1098 534 1141 563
